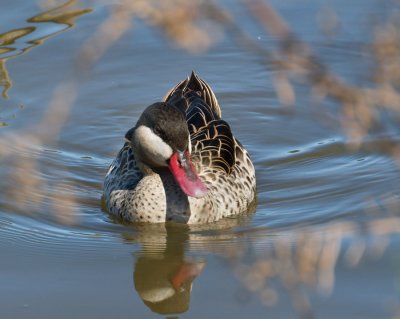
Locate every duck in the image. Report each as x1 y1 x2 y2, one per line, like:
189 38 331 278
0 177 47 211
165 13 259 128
103 72 256 224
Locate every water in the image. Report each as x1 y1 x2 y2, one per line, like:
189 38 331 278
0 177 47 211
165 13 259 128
1 1 400 318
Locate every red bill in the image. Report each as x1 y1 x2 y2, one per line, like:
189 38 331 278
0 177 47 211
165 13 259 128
168 151 207 198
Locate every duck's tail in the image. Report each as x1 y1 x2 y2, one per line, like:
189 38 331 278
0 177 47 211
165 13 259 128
163 71 221 118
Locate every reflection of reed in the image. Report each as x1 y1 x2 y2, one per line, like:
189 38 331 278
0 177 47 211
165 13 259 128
0 60 12 99
227 218 399 319
0 27 35 98
0 1 91 222
29 0 91 26
0 27 35 47
0 0 91 97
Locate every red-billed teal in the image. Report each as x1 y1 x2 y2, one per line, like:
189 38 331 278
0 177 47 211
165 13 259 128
104 72 256 224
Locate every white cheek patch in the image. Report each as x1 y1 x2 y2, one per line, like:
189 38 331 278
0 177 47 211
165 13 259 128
188 136 192 154
134 125 173 166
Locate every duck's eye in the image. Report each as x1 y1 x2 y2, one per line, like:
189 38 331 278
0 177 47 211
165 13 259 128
153 126 162 136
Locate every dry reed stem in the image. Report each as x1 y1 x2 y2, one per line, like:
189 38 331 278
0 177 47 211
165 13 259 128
244 0 400 145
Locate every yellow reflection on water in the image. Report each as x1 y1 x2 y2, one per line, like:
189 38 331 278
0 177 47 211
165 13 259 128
0 0 92 98
0 60 12 99
29 0 91 26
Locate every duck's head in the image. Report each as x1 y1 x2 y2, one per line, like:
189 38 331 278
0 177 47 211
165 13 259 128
125 102 207 198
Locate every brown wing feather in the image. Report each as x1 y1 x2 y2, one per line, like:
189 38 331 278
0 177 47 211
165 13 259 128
191 120 235 174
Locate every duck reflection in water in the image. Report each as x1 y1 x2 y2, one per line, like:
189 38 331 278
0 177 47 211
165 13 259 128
132 225 206 315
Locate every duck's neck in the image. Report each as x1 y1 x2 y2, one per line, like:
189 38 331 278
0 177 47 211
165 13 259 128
131 144 166 176
136 159 171 177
